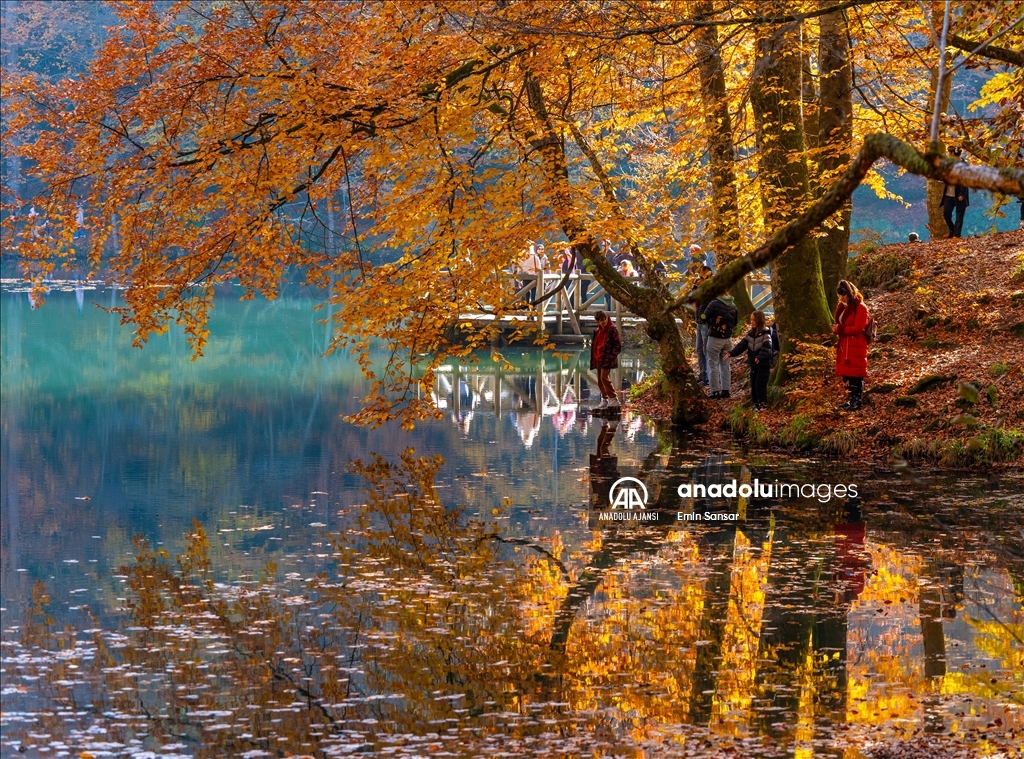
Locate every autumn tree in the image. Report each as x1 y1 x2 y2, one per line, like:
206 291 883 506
2 1 1021 426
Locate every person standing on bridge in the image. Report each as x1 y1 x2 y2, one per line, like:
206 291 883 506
517 242 544 302
590 311 622 409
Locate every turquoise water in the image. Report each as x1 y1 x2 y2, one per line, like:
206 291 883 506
0 286 658 612
2 286 1022 758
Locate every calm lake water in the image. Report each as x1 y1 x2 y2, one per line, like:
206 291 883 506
2 286 1022 758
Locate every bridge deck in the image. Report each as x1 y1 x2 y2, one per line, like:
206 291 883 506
461 272 772 341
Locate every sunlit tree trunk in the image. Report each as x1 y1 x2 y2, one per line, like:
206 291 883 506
801 28 819 193
925 2 953 240
694 0 754 319
925 66 953 240
751 23 833 377
817 3 853 311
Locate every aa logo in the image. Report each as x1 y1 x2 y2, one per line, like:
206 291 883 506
609 477 648 510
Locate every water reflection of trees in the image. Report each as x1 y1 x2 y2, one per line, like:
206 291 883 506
4 448 1023 757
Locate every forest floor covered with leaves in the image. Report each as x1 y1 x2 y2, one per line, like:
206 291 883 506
634 230 1024 468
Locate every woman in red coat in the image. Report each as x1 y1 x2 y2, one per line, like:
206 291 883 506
833 280 870 410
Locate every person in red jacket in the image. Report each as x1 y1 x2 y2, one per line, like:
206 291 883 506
590 311 622 409
833 280 870 410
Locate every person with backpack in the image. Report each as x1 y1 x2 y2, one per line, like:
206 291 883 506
833 280 871 410
724 310 774 410
590 311 622 409
701 293 738 398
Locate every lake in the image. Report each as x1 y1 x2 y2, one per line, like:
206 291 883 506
2 286 1022 758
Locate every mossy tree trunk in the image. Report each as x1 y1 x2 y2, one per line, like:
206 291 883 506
694 0 754 319
751 22 833 377
817 2 853 311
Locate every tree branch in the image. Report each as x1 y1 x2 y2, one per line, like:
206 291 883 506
483 0 880 40
667 133 1024 314
949 34 1024 67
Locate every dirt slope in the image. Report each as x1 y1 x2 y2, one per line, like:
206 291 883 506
636 230 1024 467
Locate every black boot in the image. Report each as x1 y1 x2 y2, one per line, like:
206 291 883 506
849 386 862 410
840 379 862 411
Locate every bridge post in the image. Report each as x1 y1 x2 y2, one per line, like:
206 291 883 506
556 285 563 335
537 272 544 333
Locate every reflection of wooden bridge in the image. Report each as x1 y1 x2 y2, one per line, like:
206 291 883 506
460 272 772 342
421 355 651 417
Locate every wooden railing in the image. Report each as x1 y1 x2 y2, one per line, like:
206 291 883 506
504 271 772 336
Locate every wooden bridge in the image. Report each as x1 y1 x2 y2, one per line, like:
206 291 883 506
461 271 773 342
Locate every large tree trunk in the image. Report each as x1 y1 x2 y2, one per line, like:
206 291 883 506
925 2 953 240
817 3 853 311
694 0 754 319
751 23 833 375
924 65 953 239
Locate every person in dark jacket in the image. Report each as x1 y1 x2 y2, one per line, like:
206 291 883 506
701 294 738 398
942 147 970 238
725 310 773 410
685 254 713 386
833 279 870 410
590 311 622 409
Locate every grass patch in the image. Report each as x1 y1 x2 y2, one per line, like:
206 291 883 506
821 430 858 456
629 369 665 400
779 414 819 450
848 250 905 288
726 406 771 444
967 429 1024 463
767 384 789 408
896 428 1023 465
989 361 1010 376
